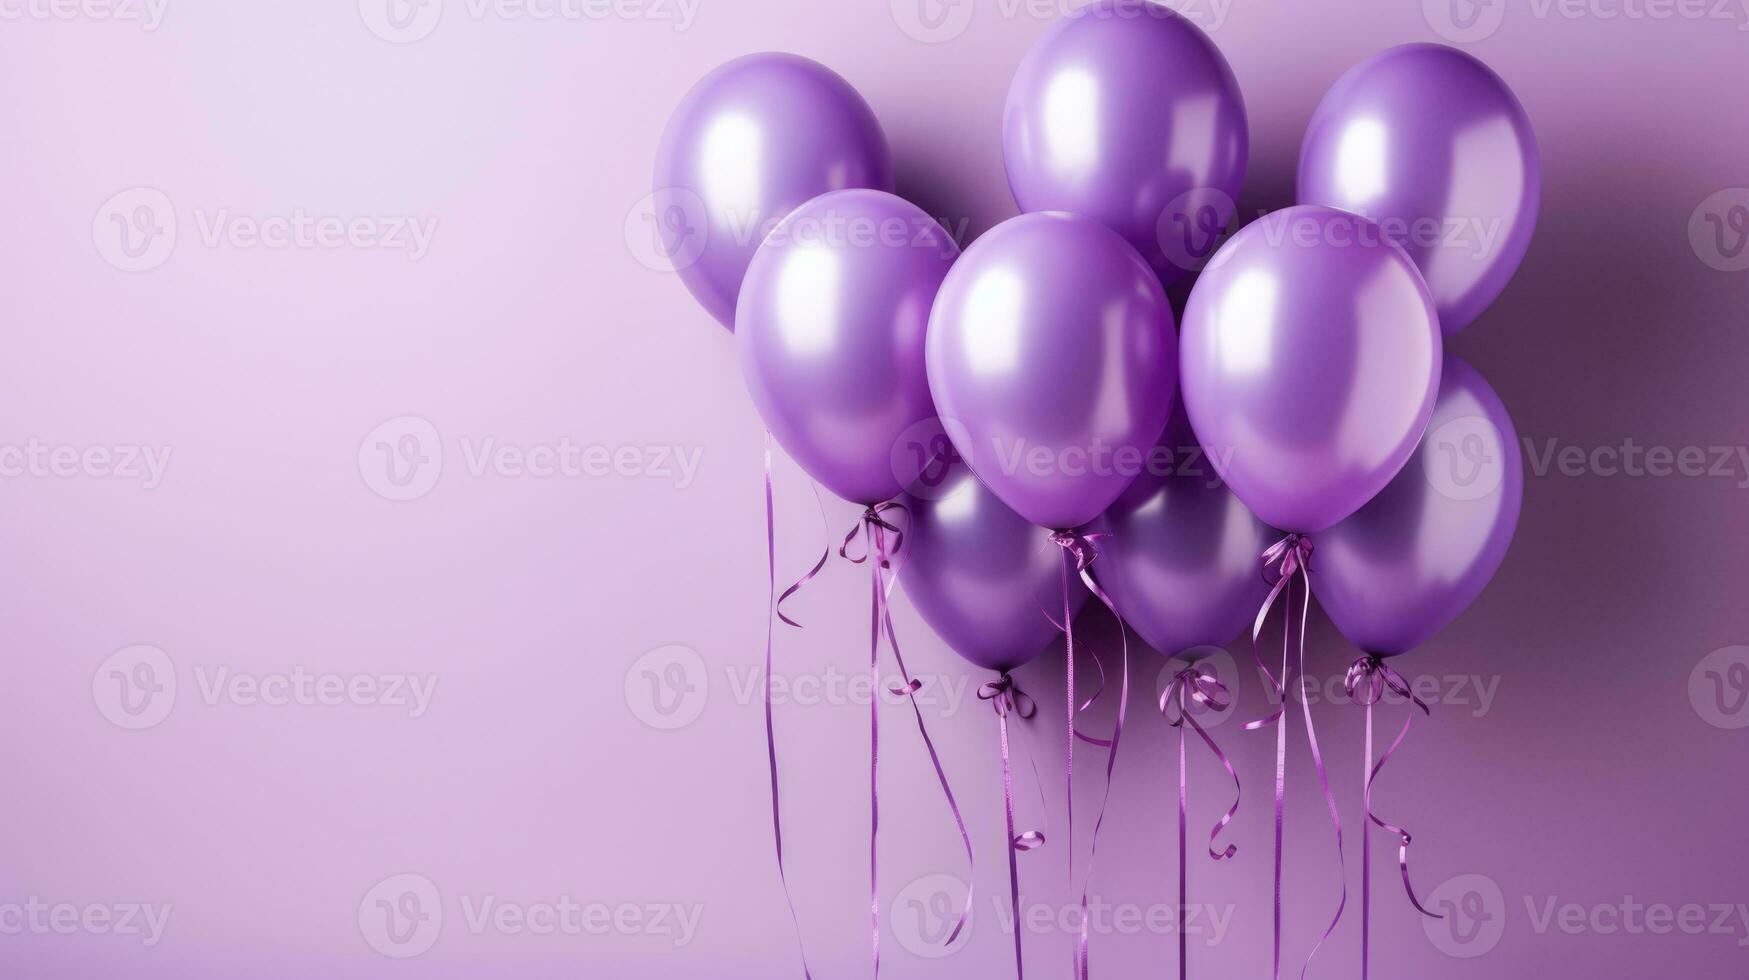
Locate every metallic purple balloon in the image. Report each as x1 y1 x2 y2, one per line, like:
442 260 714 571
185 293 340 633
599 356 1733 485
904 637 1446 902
1313 356 1523 656
737 189 959 506
1087 403 1274 658
900 457 1087 674
1003 0 1248 286
1180 205 1442 534
1298 44 1541 336
926 211 1178 531
655 53 893 330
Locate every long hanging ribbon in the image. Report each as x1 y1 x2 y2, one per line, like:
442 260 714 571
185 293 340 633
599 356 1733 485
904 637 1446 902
1160 663 1241 978
760 433 814 979
1048 530 1129 980
1241 535 1345 980
840 503 976 975
1344 654 1443 979
979 674 1046 980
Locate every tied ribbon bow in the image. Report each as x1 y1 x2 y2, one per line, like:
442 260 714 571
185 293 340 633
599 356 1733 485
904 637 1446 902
1160 663 1242 980
981 673 1046 980
1345 655 1442 980
1244 534 1345 980
1048 529 1129 980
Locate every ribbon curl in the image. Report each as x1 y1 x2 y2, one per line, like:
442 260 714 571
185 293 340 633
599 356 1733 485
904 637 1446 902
979 674 1047 980
1160 662 1241 980
1345 654 1443 980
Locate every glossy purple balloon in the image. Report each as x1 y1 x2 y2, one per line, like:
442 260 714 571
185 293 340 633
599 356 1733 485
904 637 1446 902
1298 44 1541 335
1087 403 1274 658
1313 357 1523 656
926 212 1178 531
655 53 893 330
1004 0 1248 286
738 189 959 506
900 458 1087 674
1180 205 1442 534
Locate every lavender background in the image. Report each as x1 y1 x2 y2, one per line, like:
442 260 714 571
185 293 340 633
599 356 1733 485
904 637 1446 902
3 0 1748 977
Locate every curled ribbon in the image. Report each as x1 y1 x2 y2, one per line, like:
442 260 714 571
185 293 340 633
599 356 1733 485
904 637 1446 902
979 674 1046 980
840 503 975 976
1345 654 1442 980
1160 663 1241 980
1048 530 1129 980
1243 534 1345 980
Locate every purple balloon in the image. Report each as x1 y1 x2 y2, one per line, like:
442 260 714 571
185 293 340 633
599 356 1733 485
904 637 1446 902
1298 44 1541 336
1004 0 1248 285
1180 205 1442 534
926 212 1178 531
738 189 959 506
1087 403 1274 658
900 458 1087 674
1313 356 1523 656
655 53 893 330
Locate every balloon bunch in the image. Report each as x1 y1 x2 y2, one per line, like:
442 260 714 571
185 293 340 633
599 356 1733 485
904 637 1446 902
655 3 1535 977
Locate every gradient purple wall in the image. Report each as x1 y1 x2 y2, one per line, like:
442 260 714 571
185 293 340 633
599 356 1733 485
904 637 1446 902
3 0 1747 976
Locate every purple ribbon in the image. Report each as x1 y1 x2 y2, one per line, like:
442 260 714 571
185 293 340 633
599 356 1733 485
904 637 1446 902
761 433 814 979
1160 663 1241 979
980 674 1046 980
1049 530 1129 980
1243 534 1345 980
1345 654 1443 980
841 503 975 977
